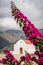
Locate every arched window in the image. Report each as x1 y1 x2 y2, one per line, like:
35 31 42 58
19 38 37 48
20 47 23 54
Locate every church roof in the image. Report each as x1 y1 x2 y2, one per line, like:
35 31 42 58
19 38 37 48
24 40 33 44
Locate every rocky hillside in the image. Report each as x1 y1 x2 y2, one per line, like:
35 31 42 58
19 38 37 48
0 30 26 52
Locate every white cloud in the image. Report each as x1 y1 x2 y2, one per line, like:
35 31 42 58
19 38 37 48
14 0 43 29
0 7 11 18
0 18 20 31
0 0 43 31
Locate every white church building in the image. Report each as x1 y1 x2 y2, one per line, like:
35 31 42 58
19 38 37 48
14 39 36 54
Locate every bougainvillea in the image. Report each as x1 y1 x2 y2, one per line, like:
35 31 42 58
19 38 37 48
0 50 43 65
11 1 43 48
0 49 33 65
0 49 18 65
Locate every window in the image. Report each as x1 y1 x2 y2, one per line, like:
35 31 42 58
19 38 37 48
20 47 23 54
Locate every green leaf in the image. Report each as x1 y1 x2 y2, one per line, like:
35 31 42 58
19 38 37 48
39 45 43 51
19 22 22 28
21 19 24 24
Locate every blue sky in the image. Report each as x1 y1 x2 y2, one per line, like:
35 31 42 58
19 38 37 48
0 0 43 31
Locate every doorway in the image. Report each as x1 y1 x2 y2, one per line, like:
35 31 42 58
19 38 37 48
20 47 23 54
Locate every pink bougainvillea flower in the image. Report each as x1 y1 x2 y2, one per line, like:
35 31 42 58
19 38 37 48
25 55 29 63
4 49 10 54
35 39 40 43
39 52 43 57
25 54 31 63
35 51 39 55
26 54 31 59
4 49 15 61
2 58 8 63
0 60 2 63
38 57 43 65
31 56 36 61
12 59 18 63
20 56 25 61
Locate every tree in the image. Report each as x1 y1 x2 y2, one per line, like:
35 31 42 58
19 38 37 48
11 1 43 51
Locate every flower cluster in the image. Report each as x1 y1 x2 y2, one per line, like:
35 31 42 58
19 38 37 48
20 54 31 63
0 50 33 65
0 49 18 65
0 50 34 65
38 57 43 65
0 50 43 65
11 1 43 47
34 51 43 65
35 51 43 57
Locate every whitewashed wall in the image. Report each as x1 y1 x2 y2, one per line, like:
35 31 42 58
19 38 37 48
14 39 36 54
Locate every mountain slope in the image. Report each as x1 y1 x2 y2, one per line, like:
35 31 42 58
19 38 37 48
5 29 26 39
5 29 23 34
0 30 26 52
0 37 12 50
